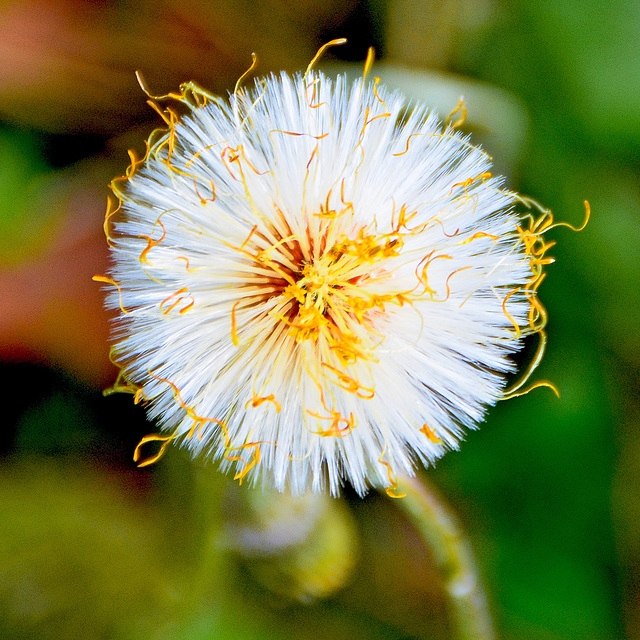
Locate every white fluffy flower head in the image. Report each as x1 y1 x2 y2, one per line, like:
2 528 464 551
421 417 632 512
99 47 563 496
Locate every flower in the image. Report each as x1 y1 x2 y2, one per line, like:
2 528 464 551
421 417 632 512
98 46 563 496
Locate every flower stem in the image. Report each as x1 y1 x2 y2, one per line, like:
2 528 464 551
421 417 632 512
394 475 495 640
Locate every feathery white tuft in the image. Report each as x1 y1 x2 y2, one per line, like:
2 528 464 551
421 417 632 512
102 69 544 496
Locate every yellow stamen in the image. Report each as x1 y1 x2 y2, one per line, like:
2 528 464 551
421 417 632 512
304 38 347 78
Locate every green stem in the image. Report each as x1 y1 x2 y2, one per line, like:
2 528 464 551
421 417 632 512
394 475 496 640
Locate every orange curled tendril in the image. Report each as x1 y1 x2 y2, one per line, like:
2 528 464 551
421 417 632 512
269 129 329 141
312 184 357 220
390 201 415 232
304 38 347 79
103 195 121 247
378 451 406 498
460 231 500 245
449 172 492 196
416 252 453 296
428 217 460 239
392 133 428 157
340 179 355 214
363 46 376 79
389 203 433 237
134 433 178 467
372 76 387 109
237 144 269 177
159 287 194 314
239 224 258 251
174 256 199 272
138 218 166 265
183 145 216 169
306 408 356 438
193 179 216 205
92 275 131 315
135 70 219 107
109 148 144 201
234 52 258 100
231 301 241 346
142 99 209 182
502 379 560 400
306 144 319 172
246 395 281 412
420 423 443 444
302 38 349 111
146 100 177 140
125 148 145 178
502 287 523 337
446 97 467 129
391 131 480 158
220 145 269 206
526 280 547 330
321 362 375 399
225 440 263 483
221 145 241 181
436 266 473 302
305 78 326 109
360 110 391 138
314 188 338 219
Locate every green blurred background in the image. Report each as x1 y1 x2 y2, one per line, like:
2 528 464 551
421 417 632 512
0 1 637 638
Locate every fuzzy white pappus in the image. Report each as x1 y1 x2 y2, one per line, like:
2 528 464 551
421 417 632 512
100 65 551 496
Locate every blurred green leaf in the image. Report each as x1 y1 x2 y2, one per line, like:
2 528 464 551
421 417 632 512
519 0 640 152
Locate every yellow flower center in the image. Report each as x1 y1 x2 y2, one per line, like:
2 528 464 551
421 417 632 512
271 228 408 365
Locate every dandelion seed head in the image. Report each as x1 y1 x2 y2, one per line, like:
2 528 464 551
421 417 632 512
100 61 555 496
